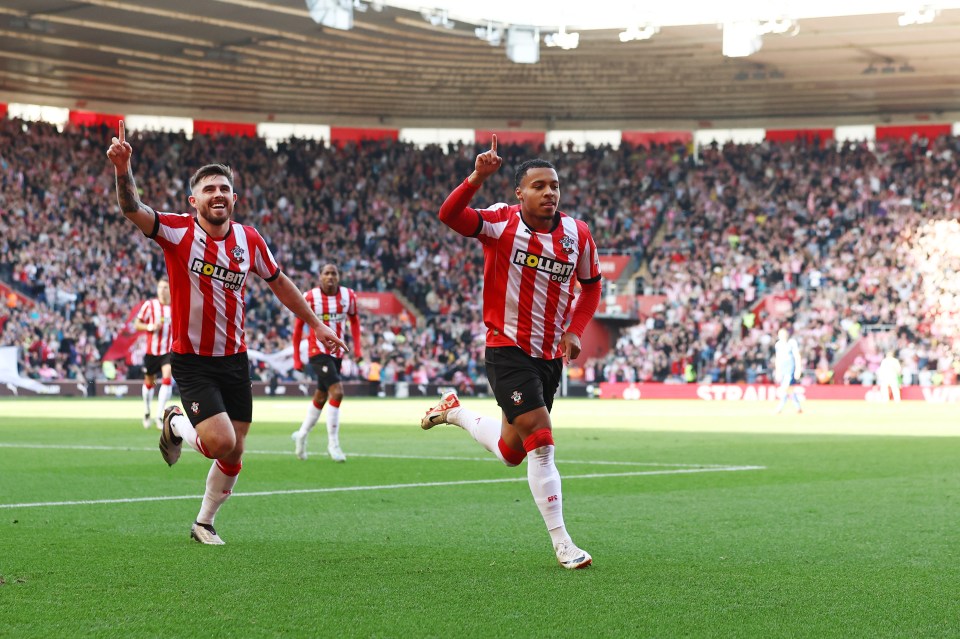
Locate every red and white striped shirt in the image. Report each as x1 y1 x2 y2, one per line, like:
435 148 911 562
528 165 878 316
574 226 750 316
293 286 362 365
148 212 280 357
440 182 602 359
136 298 172 356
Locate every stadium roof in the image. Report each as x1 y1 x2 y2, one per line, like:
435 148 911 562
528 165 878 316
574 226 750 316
1 1 960 129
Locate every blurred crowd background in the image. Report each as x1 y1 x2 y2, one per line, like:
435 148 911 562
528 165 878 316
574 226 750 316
2 118 959 391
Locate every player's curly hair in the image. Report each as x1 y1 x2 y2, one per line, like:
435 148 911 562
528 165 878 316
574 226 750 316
189 164 235 192
514 159 555 189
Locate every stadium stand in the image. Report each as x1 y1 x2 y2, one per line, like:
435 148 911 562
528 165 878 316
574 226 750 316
1 116 958 390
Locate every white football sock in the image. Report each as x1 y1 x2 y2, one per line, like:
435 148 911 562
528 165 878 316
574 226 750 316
171 414 209 457
156 383 172 415
326 405 341 447
142 384 153 417
298 402 322 435
526 444 572 547
196 461 239 525
446 406 510 465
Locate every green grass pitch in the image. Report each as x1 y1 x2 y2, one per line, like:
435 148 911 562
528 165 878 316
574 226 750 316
1 397 959 638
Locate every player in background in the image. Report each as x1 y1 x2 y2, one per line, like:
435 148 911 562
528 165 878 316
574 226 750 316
877 351 902 402
774 328 804 414
134 278 174 429
291 263 362 462
421 135 602 569
107 121 346 545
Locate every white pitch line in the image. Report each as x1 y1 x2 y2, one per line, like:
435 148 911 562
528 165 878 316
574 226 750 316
0 465 765 510
0 442 736 468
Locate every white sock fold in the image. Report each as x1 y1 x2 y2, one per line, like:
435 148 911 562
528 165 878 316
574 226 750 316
156 383 172 416
196 461 239 525
526 444 571 546
171 414 207 456
446 406 510 465
326 405 341 447
298 403 322 435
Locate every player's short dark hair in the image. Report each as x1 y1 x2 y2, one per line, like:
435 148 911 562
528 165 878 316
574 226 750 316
189 164 234 192
515 159 556 189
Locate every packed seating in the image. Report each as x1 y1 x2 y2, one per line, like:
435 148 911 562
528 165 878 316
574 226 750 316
2 116 958 387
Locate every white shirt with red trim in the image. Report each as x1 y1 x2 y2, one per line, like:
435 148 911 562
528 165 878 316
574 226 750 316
148 212 280 357
474 203 601 359
136 298 172 356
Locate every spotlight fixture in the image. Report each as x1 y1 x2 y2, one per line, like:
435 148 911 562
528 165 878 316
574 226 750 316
475 21 504 46
898 5 939 26
722 16 798 58
722 22 763 57
619 24 659 42
305 0 354 30
544 26 580 50
506 26 540 63
762 17 799 36
420 8 454 29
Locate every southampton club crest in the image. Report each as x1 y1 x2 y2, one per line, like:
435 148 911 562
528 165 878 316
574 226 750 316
190 402 200 415
559 235 575 255
511 390 523 406
230 245 245 264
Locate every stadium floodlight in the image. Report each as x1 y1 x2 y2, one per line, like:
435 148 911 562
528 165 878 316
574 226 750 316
305 0 354 30
544 26 580 50
421 8 454 28
619 24 659 42
475 21 504 46
898 5 939 26
722 21 763 58
506 26 540 64
762 17 799 35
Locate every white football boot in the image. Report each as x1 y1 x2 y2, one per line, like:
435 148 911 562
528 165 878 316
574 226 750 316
190 521 225 545
291 430 308 460
555 541 593 570
327 443 347 463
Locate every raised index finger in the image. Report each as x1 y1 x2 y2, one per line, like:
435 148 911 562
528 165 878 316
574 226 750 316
491 133 497 155
119 120 125 143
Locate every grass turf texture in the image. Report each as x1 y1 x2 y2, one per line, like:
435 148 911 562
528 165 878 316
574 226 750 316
1 397 959 638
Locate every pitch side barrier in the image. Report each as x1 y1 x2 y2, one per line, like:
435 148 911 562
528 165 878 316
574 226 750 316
0 380 592 399
597 382 960 403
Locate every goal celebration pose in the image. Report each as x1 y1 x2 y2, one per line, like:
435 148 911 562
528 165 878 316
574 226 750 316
422 135 602 569
108 121 346 545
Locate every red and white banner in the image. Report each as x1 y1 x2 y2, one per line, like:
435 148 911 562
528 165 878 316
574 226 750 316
102 307 144 362
598 382 960 403
355 292 417 325
598 255 631 281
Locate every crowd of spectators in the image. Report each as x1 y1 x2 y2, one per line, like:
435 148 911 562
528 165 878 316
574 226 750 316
591 132 960 385
2 116 959 391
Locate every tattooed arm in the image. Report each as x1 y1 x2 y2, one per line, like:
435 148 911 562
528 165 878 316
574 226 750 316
106 120 157 236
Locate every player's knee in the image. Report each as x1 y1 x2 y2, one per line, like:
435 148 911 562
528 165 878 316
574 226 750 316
522 428 555 453
496 438 527 466
202 429 238 458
